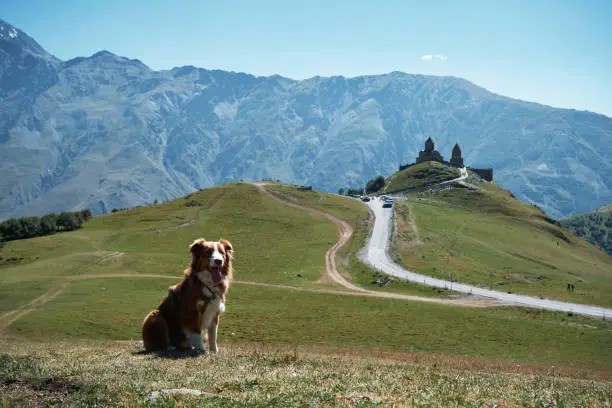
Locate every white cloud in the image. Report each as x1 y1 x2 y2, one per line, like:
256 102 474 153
421 54 448 61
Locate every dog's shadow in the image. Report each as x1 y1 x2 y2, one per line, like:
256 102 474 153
132 347 206 359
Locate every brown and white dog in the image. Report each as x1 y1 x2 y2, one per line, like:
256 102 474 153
141 238 233 353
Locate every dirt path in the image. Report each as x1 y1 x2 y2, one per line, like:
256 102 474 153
0 186 504 334
256 184 364 291
0 268 501 335
65 273 498 306
255 184 502 308
97 251 125 262
157 218 196 232
0 282 70 335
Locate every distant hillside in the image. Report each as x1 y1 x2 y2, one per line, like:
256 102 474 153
1 18 612 220
560 205 612 255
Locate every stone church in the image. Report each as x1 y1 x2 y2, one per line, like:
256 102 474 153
406 137 493 181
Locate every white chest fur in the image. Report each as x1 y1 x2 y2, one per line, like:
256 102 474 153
196 271 227 299
199 296 225 329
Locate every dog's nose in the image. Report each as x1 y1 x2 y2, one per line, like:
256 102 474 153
214 259 223 266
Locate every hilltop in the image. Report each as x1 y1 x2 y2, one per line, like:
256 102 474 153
597 204 612 213
378 161 460 194
1 18 612 220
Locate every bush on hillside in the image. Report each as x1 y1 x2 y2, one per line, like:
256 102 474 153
365 176 385 194
561 211 612 255
346 188 364 196
0 209 92 242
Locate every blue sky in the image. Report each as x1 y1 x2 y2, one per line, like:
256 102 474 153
2 0 611 116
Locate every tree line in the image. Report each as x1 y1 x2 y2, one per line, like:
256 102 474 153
338 175 386 196
561 211 612 255
0 209 92 243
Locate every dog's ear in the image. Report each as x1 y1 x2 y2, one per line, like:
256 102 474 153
219 239 233 281
189 238 206 253
189 238 206 267
219 239 233 254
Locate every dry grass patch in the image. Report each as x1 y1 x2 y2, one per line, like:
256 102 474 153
1 341 610 407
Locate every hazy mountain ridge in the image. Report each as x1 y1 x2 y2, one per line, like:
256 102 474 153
1 18 611 219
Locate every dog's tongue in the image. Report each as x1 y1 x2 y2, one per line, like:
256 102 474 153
211 267 222 285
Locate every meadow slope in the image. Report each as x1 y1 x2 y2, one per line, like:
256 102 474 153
391 178 612 307
1 182 611 407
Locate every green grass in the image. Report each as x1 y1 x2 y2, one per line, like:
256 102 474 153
1 181 610 405
597 204 612 214
265 184 458 299
0 183 340 315
383 161 460 194
2 341 610 408
6 278 612 371
392 181 612 306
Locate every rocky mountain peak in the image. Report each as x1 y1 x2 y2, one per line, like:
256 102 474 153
0 19 610 221
0 18 56 60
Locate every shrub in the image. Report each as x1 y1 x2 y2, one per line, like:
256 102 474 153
365 175 385 194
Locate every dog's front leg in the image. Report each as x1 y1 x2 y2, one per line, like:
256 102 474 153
185 330 206 353
207 312 220 353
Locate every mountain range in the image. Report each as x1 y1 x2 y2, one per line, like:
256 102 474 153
1 18 611 220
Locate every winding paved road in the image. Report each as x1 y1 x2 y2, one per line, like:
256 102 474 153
362 193 612 319
256 183 502 307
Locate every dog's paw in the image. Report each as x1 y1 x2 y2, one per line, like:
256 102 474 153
193 345 208 354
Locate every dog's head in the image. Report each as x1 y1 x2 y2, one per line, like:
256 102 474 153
189 238 233 286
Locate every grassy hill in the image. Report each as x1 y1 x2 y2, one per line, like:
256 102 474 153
0 183 343 316
391 178 612 306
381 161 460 194
1 182 611 406
596 204 612 213
264 183 460 298
560 204 612 255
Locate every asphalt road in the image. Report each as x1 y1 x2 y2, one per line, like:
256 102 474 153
362 194 612 319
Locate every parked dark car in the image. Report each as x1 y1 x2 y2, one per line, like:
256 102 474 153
361 196 371 202
382 201 393 208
